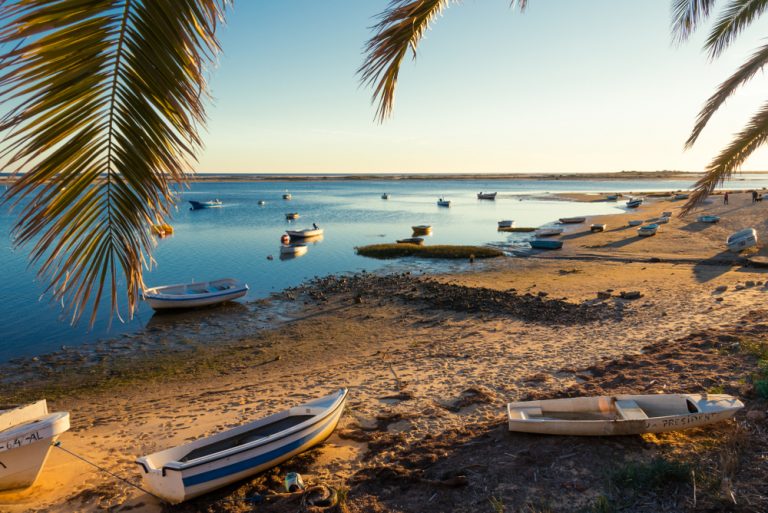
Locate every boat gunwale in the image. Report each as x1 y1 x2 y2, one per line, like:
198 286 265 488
138 389 348 474
144 279 247 301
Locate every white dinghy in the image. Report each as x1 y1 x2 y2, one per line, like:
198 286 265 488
279 244 308 257
286 227 324 239
535 227 564 237
144 278 248 310
0 400 70 491
507 393 742 436
136 389 348 504
726 228 758 253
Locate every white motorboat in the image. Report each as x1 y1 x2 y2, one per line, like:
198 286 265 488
143 278 248 310
727 228 758 253
498 220 515 228
507 393 742 436
535 227 564 237
286 227 323 239
279 244 308 257
136 389 348 504
0 400 70 491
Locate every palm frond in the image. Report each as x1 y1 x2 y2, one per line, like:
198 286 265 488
685 41 768 147
0 0 229 325
671 0 717 42
704 0 768 58
359 0 526 122
682 100 768 214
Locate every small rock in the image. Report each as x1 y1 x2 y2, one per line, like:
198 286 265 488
758 281 764 286
619 291 643 300
537 291 548 298
597 291 612 300
746 410 766 422
715 297 724 302
735 284 745 291
746 280 756 287
714 285 728 293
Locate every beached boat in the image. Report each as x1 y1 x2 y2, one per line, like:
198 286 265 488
559 217 585 224
143 278 248 310
136 389 349 504
637 224 658 237
498 220 515 228
189 200 222 210
727 228 758 253
674 193 690 200
477 192 497 200
657 216 670 224
507 393 742 436
437 198 451 207
628 220 643 227
625 198 643 208
501 227 536 232
396 237 424 245
412 225 432 234
285 212 300 220
282 193 292 200
697 215 720 224
529 239 563 250
381 193 390 200
0 400 70 491
590 223 606 232
286 227 324 238
280 244 308 257
535 227 564 237
662 211 672 217
606 194 619 201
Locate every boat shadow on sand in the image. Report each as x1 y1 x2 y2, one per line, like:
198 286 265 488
692 250 743 283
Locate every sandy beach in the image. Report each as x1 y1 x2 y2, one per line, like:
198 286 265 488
2 191 768 512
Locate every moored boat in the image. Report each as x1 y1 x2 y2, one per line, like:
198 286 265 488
0 400 70 491
258 200 266 206
697 215 720 224
286 227 324 238
625 198 643 208
136 389 349 504
726 228 758 253
498 220 515 228
280 244 308 257
189 199 222 210
590 223 606 232
437 198 451 207
637 224 658 237
412 225 432 234
529 239 563 250
558 217 585 224
535 227 564 237
396 237 424 245
507 393 742 436
381 193 390 200
477 192 497 200
143 278 248 310
285 212 299 220
282 193 292 200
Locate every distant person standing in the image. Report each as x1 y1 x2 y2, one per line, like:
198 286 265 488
753 190 758 203
724 191 729 205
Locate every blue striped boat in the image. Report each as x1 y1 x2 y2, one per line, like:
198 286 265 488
136 389 348 504
189 199 222 210
529 239 563 250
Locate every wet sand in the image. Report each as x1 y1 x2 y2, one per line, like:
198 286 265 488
2 192 768 512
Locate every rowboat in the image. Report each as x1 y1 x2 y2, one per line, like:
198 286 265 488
500 227 536 232
637 224 658 237
535 227 564 237
498 220 515 228
282 193 292 200
280 244 308 257
529 239 563 250
136 389 349 504
590 223 606 232
727 228 758 253
606 194 619 201
662 211 672 217
286 227 323 238
697 215 720 224
674 193 690 200
437 198 451 207
626 198 643 208
396 237 424 245
285 212 300 220
381 193 390 200
143 278 248 310
0 400 70 491
477 192 497 200
412 225 432 234
507 393 742 436
628 220 643 227
656 216 670 224
189 200 222 210
559 217 585 224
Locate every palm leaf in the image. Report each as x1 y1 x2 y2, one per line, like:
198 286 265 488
359 0 527 122
0 0 229 325
704 0 768 58
682 100 768 214
671 0 718 42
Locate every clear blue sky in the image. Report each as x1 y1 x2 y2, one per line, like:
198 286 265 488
196 1 768 174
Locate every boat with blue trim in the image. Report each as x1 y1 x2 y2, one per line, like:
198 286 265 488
135 389 348 504
529 239 563 250
143 278 248 310
189 199 222 210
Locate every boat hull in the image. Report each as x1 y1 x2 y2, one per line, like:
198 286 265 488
137 390 348 504
529 240 563 250
559 217 585 224
727 229 758 253
477 192 497 200
144 279 248 311
286 229 323 238
534 228 564 237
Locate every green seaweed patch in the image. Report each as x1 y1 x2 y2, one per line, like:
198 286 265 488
356 244 503 260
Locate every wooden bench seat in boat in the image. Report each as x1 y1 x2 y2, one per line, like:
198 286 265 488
615 399 648 420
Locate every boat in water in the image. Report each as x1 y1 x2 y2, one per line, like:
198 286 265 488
558 217 585 224
437 198 451 207
143 278 248 310
412 225 432 234
0 400 70 491
697 215 720 224
529 239 563 250
280 244 308 257
507 393 742 436
189 199 222 210
396 237 424 245
637 224 658 237
727 228 758 253
282 193 292 200
381 193 390 200
286 227 324 238
498 220 515 228
136 389 349 504
477 192 497 200
285 212 300 220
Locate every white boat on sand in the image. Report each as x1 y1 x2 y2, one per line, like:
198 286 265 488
628 220 643 227
535 227 564 237
144 278 248 310
507 393 742 436
136 389 348 504
727 228 758 253
559 217 585 224
286 227 324 238
0 400 70 491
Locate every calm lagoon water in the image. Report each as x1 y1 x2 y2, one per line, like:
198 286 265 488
3 176 768 361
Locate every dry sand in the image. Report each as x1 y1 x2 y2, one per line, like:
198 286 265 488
2 192 768 512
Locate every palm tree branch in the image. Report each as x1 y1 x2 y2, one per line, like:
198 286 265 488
704 0 768 58
671 0 718 42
